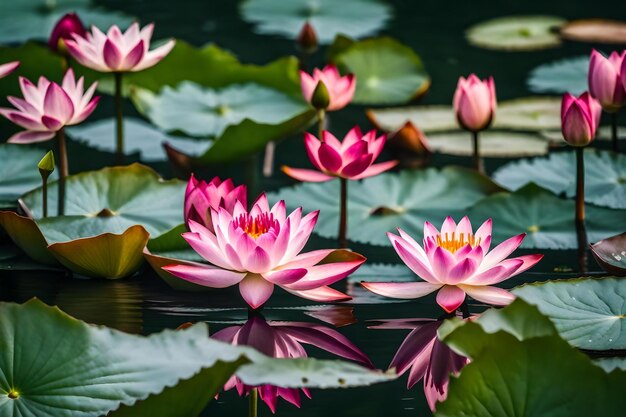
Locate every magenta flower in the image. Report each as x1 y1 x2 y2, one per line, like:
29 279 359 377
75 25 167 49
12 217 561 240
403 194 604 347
369 317 469 411
163 194 365 309
453 74 496 133
0 68 99 143
213 315 372 413
48 13 87 53
588 49 626 112
300 65 356 111
184 174 247 232
362 216 543 313
561 92 602 147
65 22 175 72
282 127 399 182
0 61 19 79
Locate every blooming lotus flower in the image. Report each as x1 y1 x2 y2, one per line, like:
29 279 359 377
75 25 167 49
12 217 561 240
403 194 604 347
362 216 543 313
213 315 372 412
0 68 99 143
65 22 175 72
184 175 247 232
300 65 356 111
0 61 19 79
163 194 365 309
281 127 399 182
588 49 626 112
453 74 496 132
48 13 87 53
561 92 602 147
369 317 469 411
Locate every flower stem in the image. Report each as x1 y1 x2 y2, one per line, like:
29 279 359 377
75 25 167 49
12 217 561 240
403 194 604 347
472 131 484 174
249 387 258 417
114 72 124 163
339 177 348 248
57 128 68 216
575 147 588 273
42 177 48 218
318 109 325 140
611 112 619 152
262 141 275 177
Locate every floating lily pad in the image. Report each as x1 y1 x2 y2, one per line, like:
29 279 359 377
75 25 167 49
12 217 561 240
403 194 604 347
67 118 211 162
0 145 57 207
331 37 430 105
493 150 626 209
270 167 502 246
466 15 566 51
590 232 626 276
425 131 548 157
513 277 626 351
240 0 392 44
367 105 456 134
527 55 588 95
468 184 626 249
560 19 626 44
0 0 132 44
495 96 562 130
133 82 309 138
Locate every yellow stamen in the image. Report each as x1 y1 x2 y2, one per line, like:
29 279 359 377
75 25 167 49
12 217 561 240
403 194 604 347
436 232 481 253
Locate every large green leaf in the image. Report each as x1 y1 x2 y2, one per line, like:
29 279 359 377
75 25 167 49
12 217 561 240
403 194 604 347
493 150 626 209
513 277 626 351
468 184 626 249
331 37 430 105
0 43 64 99
466 15 566 51
367 105 457 134
269 168 502 246
240 0 392 44
436 299 626 417
425 131 548 157
527 56 589 95
0 0 132 44
0 145 57 207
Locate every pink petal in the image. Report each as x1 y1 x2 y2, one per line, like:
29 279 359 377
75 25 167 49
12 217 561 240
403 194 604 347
276 249 334 270
1 110 44 130
446 257 478 285
351 160 398 180
183 231 232 270
390 237 440 284
7 130 55 144
435 286 466 313
283 285 351 302
479 233 525 272
244 246 272 274
122 40 145 70
440 216 457 238
43 83 74 123
459 284 515 306
466 258 523 285
132 39 176 72
284 254 365 291
162 262 246 288
300 71 317 101
281 166 334 182
0 61 19 79
340 153 373 178
474 218 492 253
361 281 442 299
318 142 343 172
239 273 274 309
103 38 123 70
41 115 63 130
263 268 307 285
430 246 456 283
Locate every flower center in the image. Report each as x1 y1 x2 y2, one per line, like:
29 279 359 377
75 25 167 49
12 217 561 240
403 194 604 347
234 213 277 239
436 232 481 253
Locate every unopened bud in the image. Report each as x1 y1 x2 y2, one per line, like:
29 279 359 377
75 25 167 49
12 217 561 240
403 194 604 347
296 21 318 54
311 81 330 110
38 150 55 179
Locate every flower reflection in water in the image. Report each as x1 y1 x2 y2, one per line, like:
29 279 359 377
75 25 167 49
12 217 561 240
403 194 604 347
369 316 470 411
212 314 373 413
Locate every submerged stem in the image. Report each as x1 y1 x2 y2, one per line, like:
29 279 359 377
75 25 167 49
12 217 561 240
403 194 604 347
57 128 68 216
611 112 619 153
114 72 124 163
249 387 258 417
339 177 348 248
472 131 484 174
575 147 588 273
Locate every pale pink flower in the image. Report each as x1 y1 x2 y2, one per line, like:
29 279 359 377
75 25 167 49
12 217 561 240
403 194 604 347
561 92 602 147
300 65 356 111
282 127 398 182
164 194 365 309
184 175 247 232
0 61 19 79
362 216 543 313
453 74 496 132
0 68 99 143
65 22 175 72
588 49 626 112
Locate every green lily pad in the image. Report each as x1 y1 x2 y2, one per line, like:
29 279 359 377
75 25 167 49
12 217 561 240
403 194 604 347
425 131 549 157
0 211 57 265
331 37 430 105
527 55 589 95
269 167 502 246
367 105 456 134
437 299 626 417
240 0 392 44
0 144 57 208
466 15 567 51
468 184 626 249
66 118 211 162
0 0 132 44
133 82 309 138
513 277 626 351
590 232 626 276
495 97 562 131
493 150 626 209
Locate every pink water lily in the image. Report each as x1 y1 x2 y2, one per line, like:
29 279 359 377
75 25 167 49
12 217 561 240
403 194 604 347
362 216 543 313
0 68 99 143
184 175 247 232
300 65 356 111
213 315 372 413
588 49 626 112
561 92 601 147
369 317 469 411
282 127 399 182
65 22 175 72
0 61 19 79
48 13 87 53
453 74 496 133
164 194 365 309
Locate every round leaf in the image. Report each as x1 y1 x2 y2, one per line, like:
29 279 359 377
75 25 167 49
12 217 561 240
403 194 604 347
514 277 626 350
527 55 589 95
495 97 562 131
493 150 626 209
426 131 549 157
240 0 392 44
560 19 626 44
0 144 57 207
368 105 456 134
0 211 57 265
466 15 566 51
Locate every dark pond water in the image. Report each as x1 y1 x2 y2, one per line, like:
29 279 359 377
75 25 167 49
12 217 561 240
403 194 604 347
1 0 626 415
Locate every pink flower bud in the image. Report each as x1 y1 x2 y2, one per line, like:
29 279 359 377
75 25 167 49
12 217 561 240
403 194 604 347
48 13 87 53
453 74 496 133
561 92 602 147
588 49 626 113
